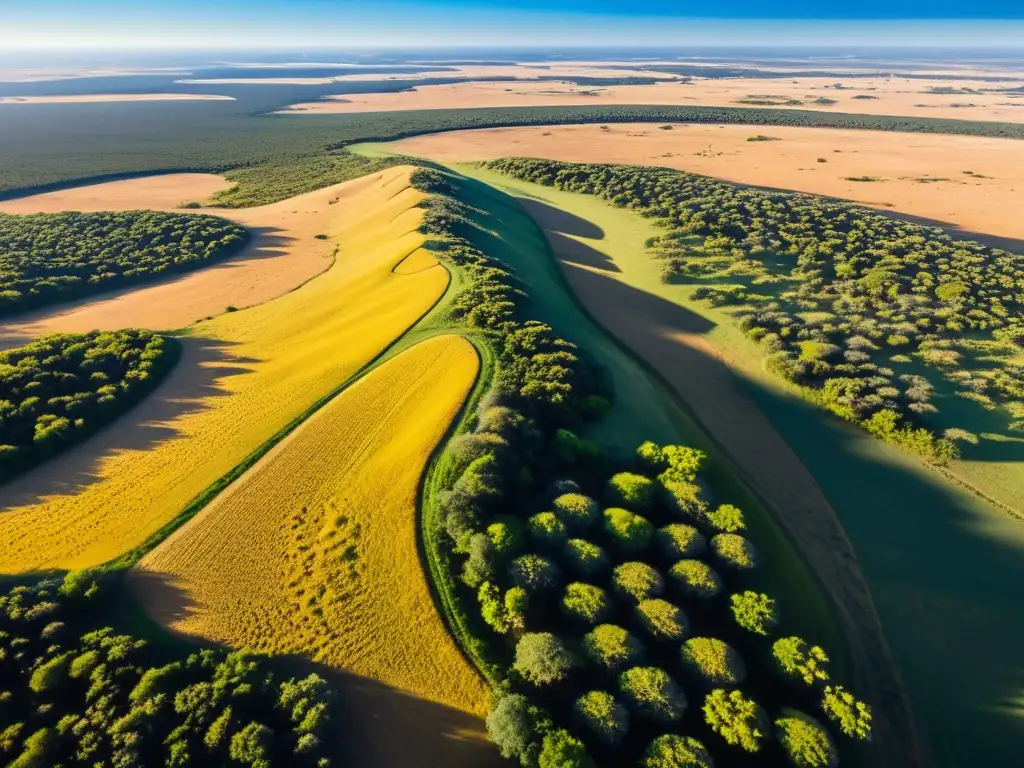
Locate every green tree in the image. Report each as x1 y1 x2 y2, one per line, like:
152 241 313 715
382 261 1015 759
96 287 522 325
230 722 274 768
618 666 687 723
821 685 872 740
509 554 561 593
514 633 576 686
582 624 645 671
636 599 688 642
28 653 70 694
606 472 657 510
772 637 830 686
703 689 768 753
775 710 839 767
461 532 496 588
529 512 568 548
710 533 759 570
538 729 596 768
655 523 707 558
562 539 608 576
641 734 715 768
602 507 655 552
562 583 611 624
573 690 630 745
9 728 56 768
669 559 723 599
612 561 664 601
486 694 544 763
707 503 746 532
552 493 600 532
730 592 779 635
681 637 746 686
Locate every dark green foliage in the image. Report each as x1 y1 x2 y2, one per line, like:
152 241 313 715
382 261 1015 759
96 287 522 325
0 573 334 768
635 599 688 642
680 637 747 687
703 689 769 753
509 554 562 593
655 523 707 558
529 511 569 548
602 508 655 552
487 158 1024 461
562 538 609 576
606 471 657 510
710 534 759 571
612 561 664 602
552 493 600 532
487 517 526 557
617 666 687 723
0 330 176 482
573 690 630 746
637 442 707 485
581 624 645 671
775 710 839 768
669 559 723 599
462 532 498 588
641 734 715 768
0 211 247 314
561 583 611 625
538 728 597 768
514 633 576 686
486 694 545 763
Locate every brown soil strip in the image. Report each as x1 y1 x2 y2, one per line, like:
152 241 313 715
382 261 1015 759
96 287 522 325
521 201 926 768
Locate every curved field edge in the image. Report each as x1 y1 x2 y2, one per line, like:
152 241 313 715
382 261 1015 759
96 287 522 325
3 104 1024 205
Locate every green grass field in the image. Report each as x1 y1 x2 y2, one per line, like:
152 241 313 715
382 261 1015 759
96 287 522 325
410 164 1024 768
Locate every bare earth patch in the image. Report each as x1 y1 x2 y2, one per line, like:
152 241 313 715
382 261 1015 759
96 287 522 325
0 93 234 104
0 172 378 347
384 123 1024 244
282 74 1024 124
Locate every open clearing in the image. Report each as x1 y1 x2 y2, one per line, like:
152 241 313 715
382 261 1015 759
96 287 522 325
0 93 234 104
0 172 365 347
282 74 1024 124
378 123 1024 244
132 334 493 765
454 166 1024 768
0 166 449 572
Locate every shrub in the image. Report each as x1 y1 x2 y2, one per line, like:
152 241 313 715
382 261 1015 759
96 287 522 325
618 666 687 723
562 539 609 576
487 516 525 556
562 583 611 624
821 685 872 740
444 432 508 482
636 599 688 642
486 694 543 763
656 524 707 558
529 512 568 548
514 633 576 686
573 690 630 745
637 442 706 484
613 562 664 601
538 729 596 768
731 592 779 635
711 534 759 570
703 689 769 753
607 472 657 510
509 554 561 593
662 480 709 520
669 559 723 599
775 710 839 767
582 624 645 671
772 637 830 686
552 493 600 532
603 508 655 552
641 734 715 768
461 533 496 588
706 504 746 532
681 637 746 686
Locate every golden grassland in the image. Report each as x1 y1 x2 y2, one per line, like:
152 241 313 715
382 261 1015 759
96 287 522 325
132 334 487 714
0 165 449 573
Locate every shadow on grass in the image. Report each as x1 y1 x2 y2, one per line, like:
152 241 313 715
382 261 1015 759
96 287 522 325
122 569 502 768
0 337 258 510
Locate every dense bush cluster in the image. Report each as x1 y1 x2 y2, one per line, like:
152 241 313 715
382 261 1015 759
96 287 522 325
0 330 176 482
489 158 1024 461
0 571 336 767
467 440 870 767
0 211 248 315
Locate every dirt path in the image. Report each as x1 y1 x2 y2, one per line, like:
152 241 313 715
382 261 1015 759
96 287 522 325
0 172 372 346
519 198 925 768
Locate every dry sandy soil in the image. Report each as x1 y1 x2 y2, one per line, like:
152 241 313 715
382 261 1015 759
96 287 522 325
281 75 1024 124
0 173 357 347
384 122 1024 244
0 94 234 104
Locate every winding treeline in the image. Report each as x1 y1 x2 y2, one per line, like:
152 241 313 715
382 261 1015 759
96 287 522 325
412 169 871 767
0 211 248 315
0 571 336 767
0 330 177 482
487 158 1024 461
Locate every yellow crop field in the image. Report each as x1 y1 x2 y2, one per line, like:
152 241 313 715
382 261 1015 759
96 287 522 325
132 334 487 714
0 165 449 572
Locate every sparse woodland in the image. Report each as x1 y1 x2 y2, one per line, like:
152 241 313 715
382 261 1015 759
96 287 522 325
0 211 248 315
0 330 177 483
488 158 1024 461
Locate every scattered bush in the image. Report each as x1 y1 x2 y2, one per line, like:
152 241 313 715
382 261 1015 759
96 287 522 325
669 559 723 599
706 504 746 532
553 493 600 532
703 689 769 753
582 624 645 671
563 539 609 576
772 637 830 686
655 523 707 558
775 710 839 768
529 512 569 548
509 554 562 593
603 508 655 552
514 633 576 686
606 472 657 509
636 599 688 642
573 690 630 746
618 666 687 723
612 562 665 602
821 685 872 740
562 583 611 624
711 534 759 571
641 734 715 768
681 637 747 686
730 592 779 635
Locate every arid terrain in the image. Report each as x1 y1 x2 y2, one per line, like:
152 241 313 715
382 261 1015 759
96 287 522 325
381 122 1024 243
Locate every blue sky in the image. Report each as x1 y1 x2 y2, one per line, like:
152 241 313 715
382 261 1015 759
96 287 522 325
3 0 1023 48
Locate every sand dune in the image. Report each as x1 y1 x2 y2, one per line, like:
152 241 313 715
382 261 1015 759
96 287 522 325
382 122 1024 244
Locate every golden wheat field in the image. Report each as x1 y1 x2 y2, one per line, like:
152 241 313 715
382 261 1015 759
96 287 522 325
0 165 449 572
132 334 484 712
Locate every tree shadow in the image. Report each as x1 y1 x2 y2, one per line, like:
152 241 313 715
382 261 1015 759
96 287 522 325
0 336 259 509
516 198 620 273
125 569 504 767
